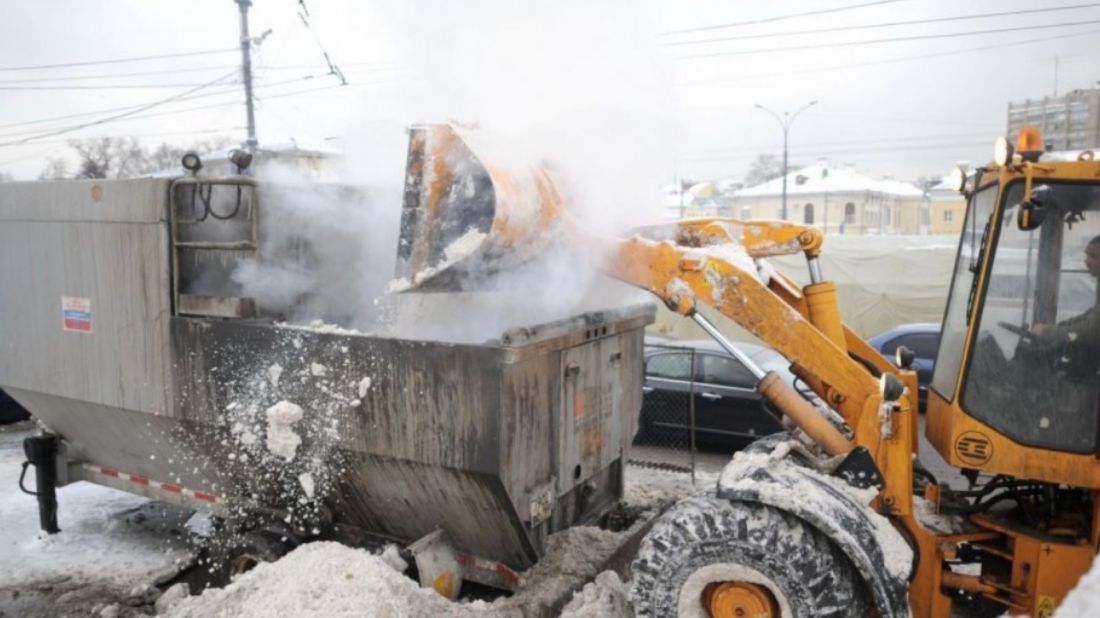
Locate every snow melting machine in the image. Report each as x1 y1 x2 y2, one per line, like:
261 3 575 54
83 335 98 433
0 177 652 591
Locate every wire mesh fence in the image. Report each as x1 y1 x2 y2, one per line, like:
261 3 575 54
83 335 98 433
627 344 699 480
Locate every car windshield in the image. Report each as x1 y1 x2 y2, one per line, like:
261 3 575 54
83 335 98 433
962 182 1100 453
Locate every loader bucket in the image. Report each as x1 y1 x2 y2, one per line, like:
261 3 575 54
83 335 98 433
393 124 568 291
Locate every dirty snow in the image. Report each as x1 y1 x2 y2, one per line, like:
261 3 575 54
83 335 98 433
386 227 489 293
718 438 914 582
264 400 304 461
274 319 363 336
161 542 464 618
444 227 488 265
0 423 191 618
557 571 631 618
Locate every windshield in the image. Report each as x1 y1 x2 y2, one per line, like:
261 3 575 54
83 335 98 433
931 183 998 400
962 182 1100 453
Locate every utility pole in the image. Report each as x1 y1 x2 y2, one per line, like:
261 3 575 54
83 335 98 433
236 0 258 151
754 100 817 221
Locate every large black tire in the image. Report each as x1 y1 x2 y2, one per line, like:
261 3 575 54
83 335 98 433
632 494 872 618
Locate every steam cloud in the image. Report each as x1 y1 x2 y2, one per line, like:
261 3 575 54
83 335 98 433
235 0 676 342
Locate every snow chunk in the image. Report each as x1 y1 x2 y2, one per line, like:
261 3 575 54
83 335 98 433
380 544 407 574
309 363 327 377
265 401 304 462
559 571 630 618
268 363 283 387
298 473 315 499
357 377 372 398
387 227 486 293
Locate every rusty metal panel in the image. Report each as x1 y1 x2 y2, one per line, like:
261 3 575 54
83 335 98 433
0 181 173 418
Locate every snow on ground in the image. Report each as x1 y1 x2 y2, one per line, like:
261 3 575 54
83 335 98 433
0 422 192 618
0 416 715 618
1053 556 1100 617
9 416 1070 618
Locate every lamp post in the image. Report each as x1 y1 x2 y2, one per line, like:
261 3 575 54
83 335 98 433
754 100 817 221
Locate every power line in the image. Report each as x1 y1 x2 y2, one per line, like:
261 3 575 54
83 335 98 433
0 65 240 85
680 140 991 162
0 48 238 73
679 20 1100 60
2 126 246 148
662 0 904 35
0 82 241 91
295 0 348 85
689 132 998 156
0 82 361 146
0 71 239 146
676 26 1100 84
0 61 391 85
664 3 1100 46
0 73 335 133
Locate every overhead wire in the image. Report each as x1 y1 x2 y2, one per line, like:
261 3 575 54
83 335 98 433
295 0 348 84
662 0 904 35
0 71 240 146
0 81 367 146
0 72 339 134
663 3 1100 46
0 82 241 91
676 26 1100 84
678 19 1100 59
0 48 238 72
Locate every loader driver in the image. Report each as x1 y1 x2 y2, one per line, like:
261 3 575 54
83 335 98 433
1031 234 1100 376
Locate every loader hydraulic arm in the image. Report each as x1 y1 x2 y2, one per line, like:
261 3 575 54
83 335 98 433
580 219 914 500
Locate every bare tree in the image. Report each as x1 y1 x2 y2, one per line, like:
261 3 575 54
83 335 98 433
38 157 71 180
744 153 784 187
68 137 148 179
0 170 13 182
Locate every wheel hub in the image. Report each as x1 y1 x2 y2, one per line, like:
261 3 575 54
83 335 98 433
702 581 779 618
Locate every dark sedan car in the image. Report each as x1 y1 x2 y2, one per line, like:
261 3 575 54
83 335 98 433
636 339 794 449
867 323 941 412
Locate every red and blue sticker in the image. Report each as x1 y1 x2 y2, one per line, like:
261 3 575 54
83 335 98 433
62 296 92 333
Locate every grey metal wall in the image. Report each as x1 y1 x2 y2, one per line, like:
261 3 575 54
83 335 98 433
0 179 174 418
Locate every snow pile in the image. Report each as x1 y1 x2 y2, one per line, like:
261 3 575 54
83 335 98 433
1054 556 1100 616
161 542 468 618
558 571 631 618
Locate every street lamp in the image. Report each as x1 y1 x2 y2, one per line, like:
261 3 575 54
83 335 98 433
754 100 818 221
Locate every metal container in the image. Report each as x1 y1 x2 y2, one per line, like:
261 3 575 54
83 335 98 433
0 177 652 577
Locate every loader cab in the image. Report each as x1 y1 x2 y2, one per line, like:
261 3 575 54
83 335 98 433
928 132 1100 481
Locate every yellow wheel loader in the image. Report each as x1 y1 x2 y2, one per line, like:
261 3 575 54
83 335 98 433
394 123 1100 617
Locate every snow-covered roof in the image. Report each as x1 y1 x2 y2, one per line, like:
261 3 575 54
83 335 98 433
739 162 923 198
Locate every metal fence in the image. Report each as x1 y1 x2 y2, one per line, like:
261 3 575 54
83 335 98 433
627 343 699 480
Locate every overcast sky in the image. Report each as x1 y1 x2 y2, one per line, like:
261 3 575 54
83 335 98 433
1 0 1098 184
